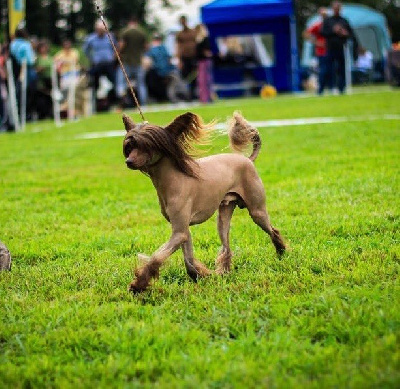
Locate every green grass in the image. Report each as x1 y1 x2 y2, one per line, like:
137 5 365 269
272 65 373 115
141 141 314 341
0 88 399 388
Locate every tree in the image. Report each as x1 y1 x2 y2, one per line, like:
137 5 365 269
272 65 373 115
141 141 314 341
71 0 97 42
25 0 97 43
18 0 400 46
25 0 62 43
104 0 146 30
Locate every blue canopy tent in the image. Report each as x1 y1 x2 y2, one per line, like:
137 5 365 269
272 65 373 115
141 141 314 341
201 0 300 95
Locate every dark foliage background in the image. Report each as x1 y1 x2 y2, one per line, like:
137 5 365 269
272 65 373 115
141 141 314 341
0 0 399 45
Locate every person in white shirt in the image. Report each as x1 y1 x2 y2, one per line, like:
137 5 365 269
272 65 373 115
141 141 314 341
356 47 373 70
354 46 373 83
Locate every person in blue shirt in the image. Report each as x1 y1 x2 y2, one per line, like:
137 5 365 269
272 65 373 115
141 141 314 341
83 19 117 108
146 35 174 78
144 33 188 102
10 29 35 68
9 27 37 121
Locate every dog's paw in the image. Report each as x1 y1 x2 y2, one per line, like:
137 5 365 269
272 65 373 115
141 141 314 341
193 259 212 277
128 281 148 294
275 245 288 259
215 266 230 275
215 250 232 275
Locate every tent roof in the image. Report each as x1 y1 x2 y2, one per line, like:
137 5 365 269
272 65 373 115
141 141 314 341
201 0 294 24
306 4 388 29
306 4 391 50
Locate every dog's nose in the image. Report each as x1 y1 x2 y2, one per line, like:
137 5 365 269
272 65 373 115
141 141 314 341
126 158 134 168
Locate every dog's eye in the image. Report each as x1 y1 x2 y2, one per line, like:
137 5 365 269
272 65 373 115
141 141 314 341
124 139 137 157
124 143 133 157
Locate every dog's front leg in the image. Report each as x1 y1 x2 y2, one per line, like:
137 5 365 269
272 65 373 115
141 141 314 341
128 230 188 293
182 232 212 282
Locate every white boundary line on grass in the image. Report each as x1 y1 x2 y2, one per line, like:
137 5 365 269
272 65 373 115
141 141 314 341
75 114 400 140
109 86 395 115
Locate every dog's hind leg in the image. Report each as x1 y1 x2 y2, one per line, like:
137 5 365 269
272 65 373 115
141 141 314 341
128 230 189 293
182 232 212 282
248 207 286 257
216 201 236 274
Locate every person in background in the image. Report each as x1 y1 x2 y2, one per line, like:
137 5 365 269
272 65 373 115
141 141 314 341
35 40 52 87
34 40 53 119
116 16 148 107
176 15 197 100
195 24 213 103
322 1 358 94
354 46 373 83
30 36 39 54
9 27 37 121
55 39 80 91
144 33 188 103
0 43 8 131
303 7 331 95
83 19 117 109
218 37 245 66
144 33 175 102
387 44 400 87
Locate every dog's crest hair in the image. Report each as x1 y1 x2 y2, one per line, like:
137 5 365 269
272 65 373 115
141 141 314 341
124 112 212 178
228 111 261 162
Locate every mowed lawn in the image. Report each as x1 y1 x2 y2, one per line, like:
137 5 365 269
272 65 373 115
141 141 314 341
0 88 399 388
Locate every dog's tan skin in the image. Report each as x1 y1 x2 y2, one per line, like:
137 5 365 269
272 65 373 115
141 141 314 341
122 112 286 293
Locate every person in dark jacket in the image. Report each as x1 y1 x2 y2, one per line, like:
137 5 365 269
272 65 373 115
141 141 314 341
322 1 358 94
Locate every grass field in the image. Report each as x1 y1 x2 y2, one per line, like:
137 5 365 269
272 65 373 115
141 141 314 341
0 88 399 388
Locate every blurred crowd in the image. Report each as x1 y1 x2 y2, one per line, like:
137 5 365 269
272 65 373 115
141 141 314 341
0 14 215 131
1 28 84 131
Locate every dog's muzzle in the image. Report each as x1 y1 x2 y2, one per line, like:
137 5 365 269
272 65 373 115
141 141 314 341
126 159 135 169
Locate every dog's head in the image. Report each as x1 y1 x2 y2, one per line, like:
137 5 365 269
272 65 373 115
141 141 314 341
122 112 210 177
122 115 160 171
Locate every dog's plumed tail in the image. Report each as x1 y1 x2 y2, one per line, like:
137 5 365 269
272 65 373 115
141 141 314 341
228 111 261 162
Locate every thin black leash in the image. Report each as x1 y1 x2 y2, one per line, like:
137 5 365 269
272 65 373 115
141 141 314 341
93 0 147 123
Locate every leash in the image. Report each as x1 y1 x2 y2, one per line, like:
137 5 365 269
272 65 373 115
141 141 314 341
93 0 147 123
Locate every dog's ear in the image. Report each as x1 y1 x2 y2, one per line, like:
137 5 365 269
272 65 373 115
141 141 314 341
164 112 199 136
122 114 135 132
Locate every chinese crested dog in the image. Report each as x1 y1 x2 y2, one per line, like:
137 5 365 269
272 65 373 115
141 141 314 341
122 112 286 292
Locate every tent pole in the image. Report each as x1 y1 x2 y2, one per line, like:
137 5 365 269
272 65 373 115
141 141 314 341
20 60 27 131
289 14 300 92
67 62 76 122
344 43 352 94
6 59 20 131
51 62 62 127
